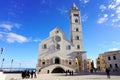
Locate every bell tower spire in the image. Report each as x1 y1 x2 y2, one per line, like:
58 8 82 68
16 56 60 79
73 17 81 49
70 3 84 51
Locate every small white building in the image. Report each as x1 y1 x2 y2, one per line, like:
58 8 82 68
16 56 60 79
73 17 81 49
104 50 120 72
36 3 87 73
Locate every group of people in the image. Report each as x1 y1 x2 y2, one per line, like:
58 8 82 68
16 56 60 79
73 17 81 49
21 70 37 79
90 68 97 73
65 70 74 76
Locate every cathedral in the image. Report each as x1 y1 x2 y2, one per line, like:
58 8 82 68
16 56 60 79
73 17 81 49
37 3 87 73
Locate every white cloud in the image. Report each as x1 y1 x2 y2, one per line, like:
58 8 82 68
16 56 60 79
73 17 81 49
80 0 90 4
0 21 30 43
0 22 21 31
98 41 120 52
0 34 3 39
108 0 120 10
112 41 120 45
100 5 107 11
97 14 108 24
116 6 120 13
82 14 88 22
6 32 28 43
111 14 115 17
104 14 108 17
0 24 13 31
57 7 68 14
97 0 120 27
112 18 120 22
40 0 54 7
33 39 42 42
108 48 119 51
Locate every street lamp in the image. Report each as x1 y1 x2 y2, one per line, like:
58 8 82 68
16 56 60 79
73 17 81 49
1 58 5 70
10 59 13 71
0 48 4 58
19 63 21 71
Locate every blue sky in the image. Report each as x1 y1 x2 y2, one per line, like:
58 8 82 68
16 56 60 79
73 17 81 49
0 0 120 68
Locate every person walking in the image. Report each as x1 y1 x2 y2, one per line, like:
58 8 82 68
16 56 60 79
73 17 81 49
106 68 110 79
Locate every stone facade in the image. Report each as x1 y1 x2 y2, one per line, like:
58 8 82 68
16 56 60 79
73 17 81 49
36 3 87 74
96 54 106 72
96 50 120 72
104 50 120 72
87 59 92 72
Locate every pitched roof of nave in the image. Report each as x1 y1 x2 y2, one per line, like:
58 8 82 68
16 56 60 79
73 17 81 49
40 27 72 45
49 27 66 37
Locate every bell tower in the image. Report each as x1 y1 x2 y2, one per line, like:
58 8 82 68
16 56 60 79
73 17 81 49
70 3 84 51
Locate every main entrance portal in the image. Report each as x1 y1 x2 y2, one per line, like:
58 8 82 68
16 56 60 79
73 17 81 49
51 67 65 73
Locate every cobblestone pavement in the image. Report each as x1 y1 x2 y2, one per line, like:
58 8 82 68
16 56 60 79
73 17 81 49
5 73 120 80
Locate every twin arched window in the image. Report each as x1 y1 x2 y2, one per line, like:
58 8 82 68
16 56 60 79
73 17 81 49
76 36 79 40
76 28 79 31
77 45 80 49
75 19 78 23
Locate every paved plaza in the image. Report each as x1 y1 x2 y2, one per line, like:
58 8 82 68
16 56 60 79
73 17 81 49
4 73 120 80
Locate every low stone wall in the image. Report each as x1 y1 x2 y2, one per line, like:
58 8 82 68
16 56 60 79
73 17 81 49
0 72 6 80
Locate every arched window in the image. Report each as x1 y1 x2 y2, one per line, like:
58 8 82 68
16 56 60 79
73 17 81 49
56 44 60 50
43 44 47 49
69 62 72 65
75 19 78 23
108 56 111 60
76 36 79 40
77 45 80 49
42 62 45 65
76 28 79 31
110 64 112 68
113 56 116 60
55 58 60 64
67 45 71 50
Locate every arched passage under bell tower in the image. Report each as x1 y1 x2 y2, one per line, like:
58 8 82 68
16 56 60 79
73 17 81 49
75 56 82 72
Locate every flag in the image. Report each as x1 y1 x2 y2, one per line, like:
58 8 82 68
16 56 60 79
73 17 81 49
11 59 13 63
1 48 4 54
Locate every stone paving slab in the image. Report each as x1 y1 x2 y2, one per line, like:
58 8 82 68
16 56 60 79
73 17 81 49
5 73 120 80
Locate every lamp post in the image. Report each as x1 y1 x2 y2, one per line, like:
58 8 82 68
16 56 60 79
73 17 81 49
19 63 21 71
0 48 4 71
10 59 13 71
1 58 5 70
0 48 4 58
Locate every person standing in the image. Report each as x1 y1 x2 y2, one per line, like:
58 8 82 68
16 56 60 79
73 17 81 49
34 70 37 78
106 68 110 79
31 70 34 78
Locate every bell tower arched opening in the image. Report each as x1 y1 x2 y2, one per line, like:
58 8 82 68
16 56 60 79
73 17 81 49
75 56 82 72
